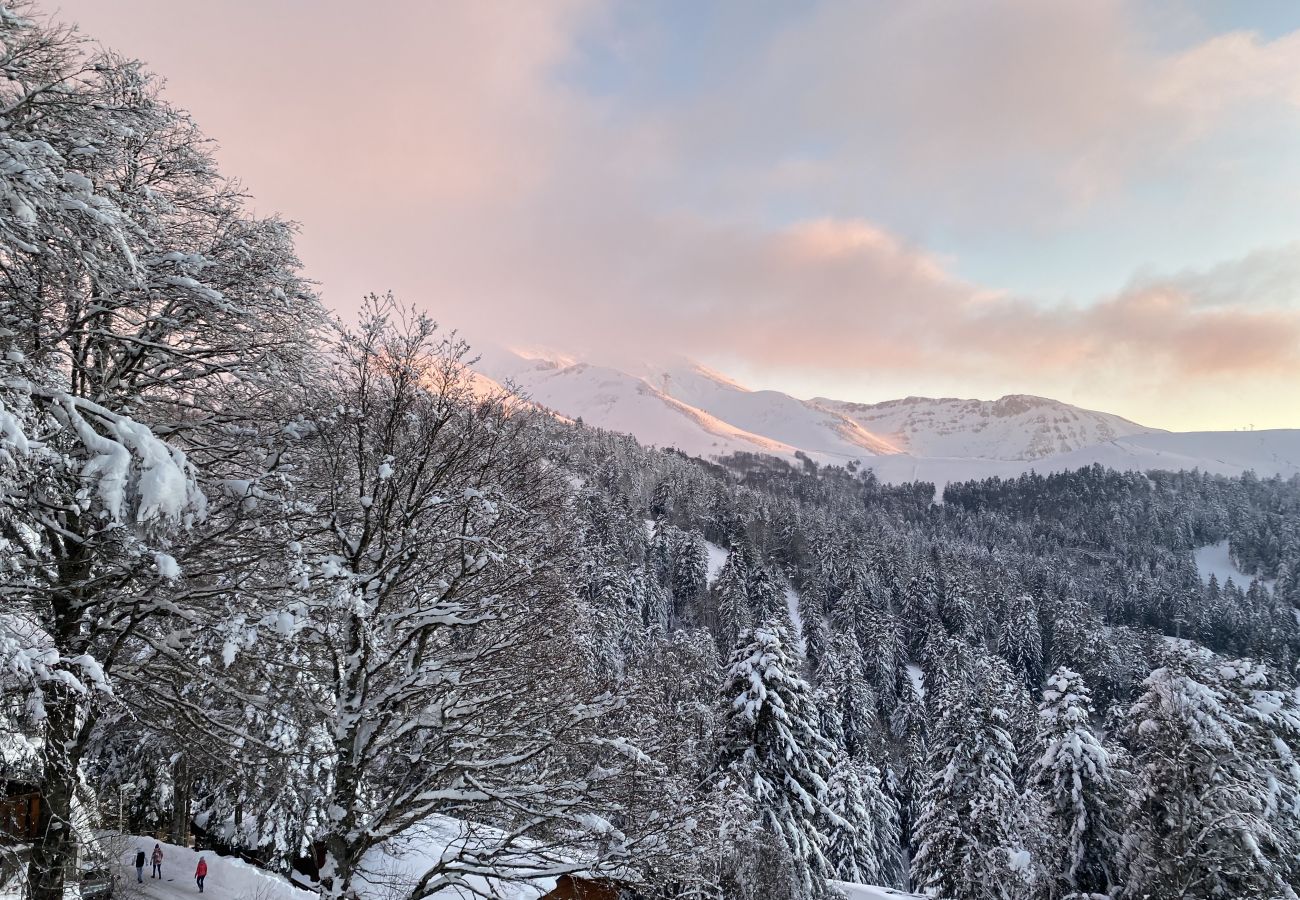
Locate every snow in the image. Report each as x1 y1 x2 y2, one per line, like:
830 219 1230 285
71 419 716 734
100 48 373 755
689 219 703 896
1194 540 1271 591
642 361 900 457
831 882 927 900
475 348 809 462
356 815 562 900
109 838 311 900
79 824 562 900
470 347 1300 484
861 429 1300 491
704 540 729 585
905 664 925 700
815 393 1154 461
154 552 181 580
785 586 805 655
474 347 891 464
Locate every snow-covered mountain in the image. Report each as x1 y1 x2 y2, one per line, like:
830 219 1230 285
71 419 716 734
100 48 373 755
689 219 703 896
640 360 900 457
474 348 896 462
811 393 1158 460
473 346 1300 487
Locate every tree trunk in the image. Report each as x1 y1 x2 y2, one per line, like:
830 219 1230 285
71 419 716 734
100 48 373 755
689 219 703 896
322 611 367 900
27 687 81 900
171 753 191 847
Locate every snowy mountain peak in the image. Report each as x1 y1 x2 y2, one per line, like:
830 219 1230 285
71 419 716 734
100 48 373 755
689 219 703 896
811 393 1158 460
470 346 1300 486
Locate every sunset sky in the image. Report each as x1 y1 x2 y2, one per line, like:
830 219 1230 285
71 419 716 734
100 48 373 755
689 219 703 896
59 0 1300 431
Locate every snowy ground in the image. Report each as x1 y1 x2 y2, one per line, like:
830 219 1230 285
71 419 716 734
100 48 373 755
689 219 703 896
110 840 308 900
1194 539 1272 590
833 881 926 899
704 539 729 584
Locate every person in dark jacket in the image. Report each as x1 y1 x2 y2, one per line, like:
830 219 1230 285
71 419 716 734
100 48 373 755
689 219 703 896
151 843 164 879
134 848 146 883
195 856 208 893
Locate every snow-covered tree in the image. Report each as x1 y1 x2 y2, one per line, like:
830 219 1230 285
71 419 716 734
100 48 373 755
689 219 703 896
822 755 875 884
0 9 321 895
718 625 834 899
911 649 1030 900
714 548 752 658
999 593 1044 694
285 301 636 899
1120 647 1300 900
1030 667 1122 899
816 630 880 762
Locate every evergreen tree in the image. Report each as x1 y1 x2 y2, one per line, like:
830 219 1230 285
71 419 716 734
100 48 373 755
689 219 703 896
718 626 835 899
821 754 901 887
999 593 1045 694
1030 667 1122 899
714 550 752 658
911 650 1029 900
1120 648 1300 900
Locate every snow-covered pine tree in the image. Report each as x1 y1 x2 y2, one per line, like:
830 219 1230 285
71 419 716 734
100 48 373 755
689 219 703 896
798 581 832 677
1120 647 1300 900
1030 667 1122 899
910 648 1030 900
718 625 835 899
821 755 878 885
890 673 928 862
672 528 711 627
749 559 794 636
714 548 752 658
816 630 880 762
999 593 1045 694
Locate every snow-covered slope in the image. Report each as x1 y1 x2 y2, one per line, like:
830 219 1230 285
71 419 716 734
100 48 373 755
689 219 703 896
472 346 1300 487
812 393 1157 460
475 348 886 463
643 362 899 457
106 839 310 900
863 429 1300 492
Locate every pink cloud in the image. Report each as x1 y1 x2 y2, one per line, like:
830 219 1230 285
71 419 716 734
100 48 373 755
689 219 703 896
51 0 1300 429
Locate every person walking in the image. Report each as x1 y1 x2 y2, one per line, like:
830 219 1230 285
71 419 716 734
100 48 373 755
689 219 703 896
151 843 164 879
134 848 146 883
195 856 208 893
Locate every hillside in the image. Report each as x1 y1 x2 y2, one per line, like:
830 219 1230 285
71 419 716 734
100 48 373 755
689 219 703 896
476 347 1300 486
811 393 1158 460
474 347 889 462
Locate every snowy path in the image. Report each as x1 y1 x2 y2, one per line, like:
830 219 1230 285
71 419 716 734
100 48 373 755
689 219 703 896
114 841 307 900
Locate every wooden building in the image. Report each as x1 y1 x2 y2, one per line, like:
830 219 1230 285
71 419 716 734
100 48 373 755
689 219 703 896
0 781 41 843
540 874 631 900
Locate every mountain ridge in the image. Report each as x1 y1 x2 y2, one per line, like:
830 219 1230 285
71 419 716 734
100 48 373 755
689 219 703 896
471 345 1300 486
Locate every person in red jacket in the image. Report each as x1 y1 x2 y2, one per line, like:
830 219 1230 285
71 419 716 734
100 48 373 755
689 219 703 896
195 856 208 893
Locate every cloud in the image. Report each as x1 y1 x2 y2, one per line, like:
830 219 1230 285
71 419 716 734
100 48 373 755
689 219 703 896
56 0 1300 428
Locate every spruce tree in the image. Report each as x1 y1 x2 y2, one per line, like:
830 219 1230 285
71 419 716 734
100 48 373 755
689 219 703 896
718 626 835 898
1030 667 1121 899
911 650 1029 900
1120 648 1300 900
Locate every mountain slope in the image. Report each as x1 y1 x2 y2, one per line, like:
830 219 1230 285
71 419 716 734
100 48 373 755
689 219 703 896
812 394 1158 460
642 361 900 457
474 348 805 460
864 429 1300 492
476 348 892 462
473 346 1300 487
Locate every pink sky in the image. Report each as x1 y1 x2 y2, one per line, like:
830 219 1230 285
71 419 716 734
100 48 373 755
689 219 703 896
53 0 1300 430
